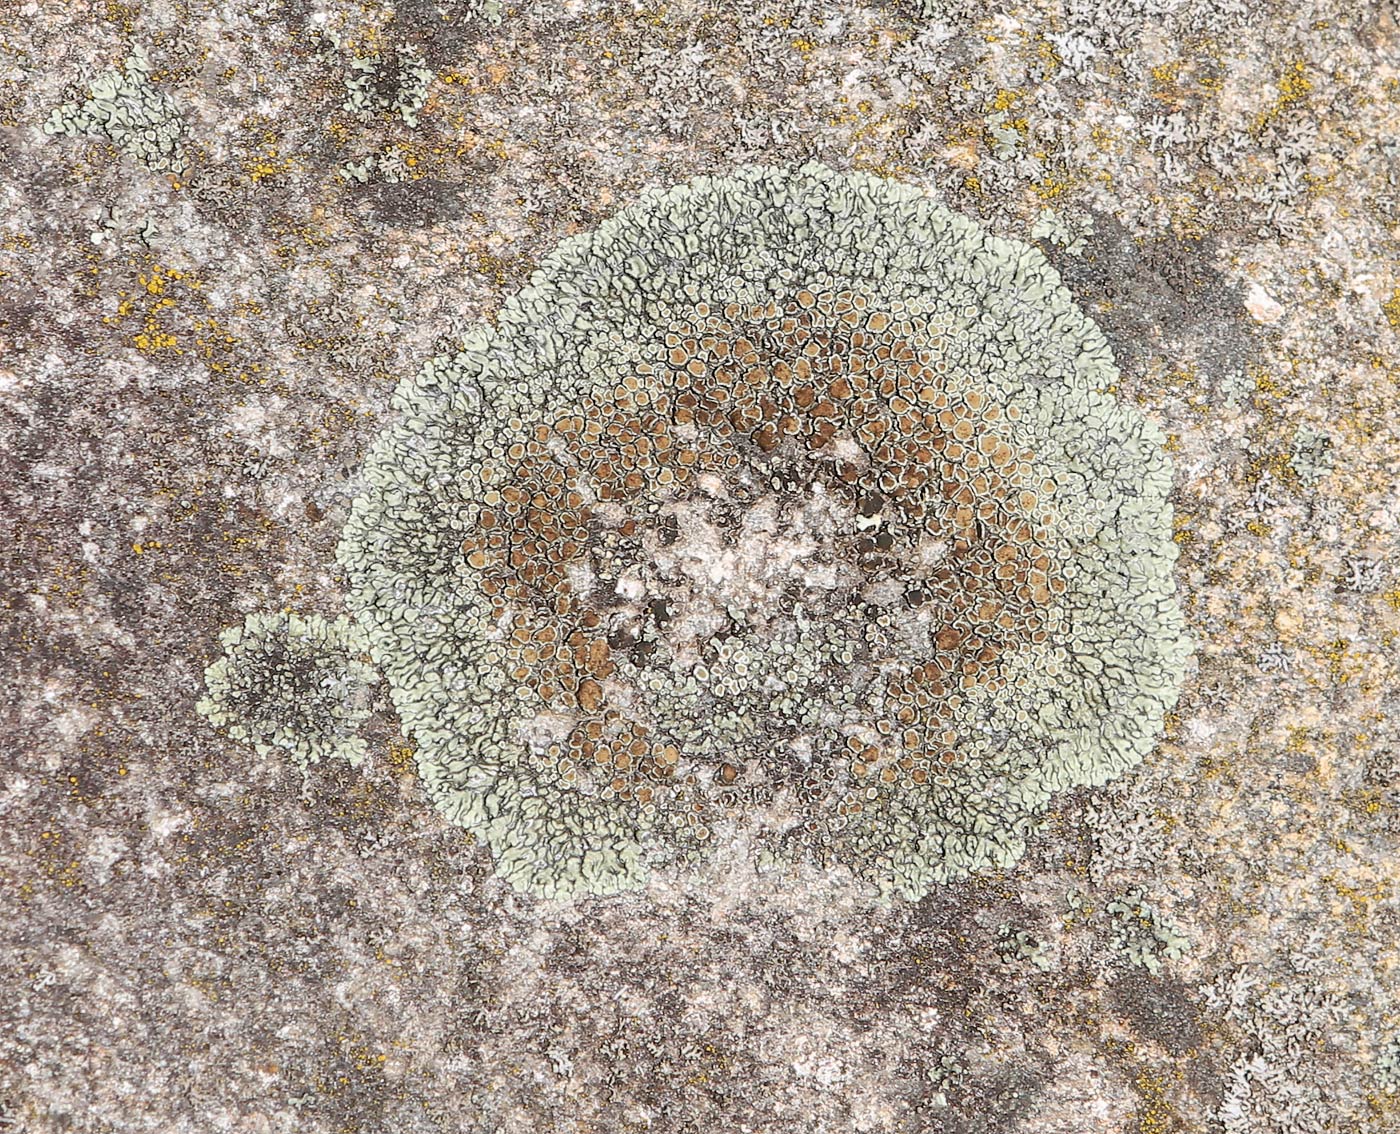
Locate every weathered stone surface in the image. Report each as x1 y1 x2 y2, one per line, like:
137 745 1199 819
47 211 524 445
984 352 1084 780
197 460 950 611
3 2 1399 1131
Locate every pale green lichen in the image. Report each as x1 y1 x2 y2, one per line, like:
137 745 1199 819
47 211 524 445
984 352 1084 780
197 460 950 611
997 925 1056 971
333 163 1191 898
340 145 414 185
1378 1039 1400 1093
1031 207 1094 257
1106 889 1189 973
1288 423 1332 488
342 46 435 127
985 110 1023 159
340 158 375 184
197 611 378 768
43 47 184 173
924 1050 966 1107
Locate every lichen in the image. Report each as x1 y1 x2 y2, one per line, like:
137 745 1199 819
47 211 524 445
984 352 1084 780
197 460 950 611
924 1049 966 1108
1206 962 1343 1131
197 611 378 768
1288 423 1332 489
1106 889 1189 973
342 45 435 127
43 47 185 173
1030 207 1094 257
984 110 1023 160
330 162 1191 897
1378 1038 1400 1093
997 925 1056 971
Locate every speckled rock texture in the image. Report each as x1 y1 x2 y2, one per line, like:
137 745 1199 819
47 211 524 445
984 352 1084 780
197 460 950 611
2 1 1399 1133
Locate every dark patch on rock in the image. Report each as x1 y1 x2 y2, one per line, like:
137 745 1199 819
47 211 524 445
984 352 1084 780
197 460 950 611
962 1066 1044 1134
1051 214 1255 393
1183 1047 1227 1117
1107 971 1206 1056
357 177 466 229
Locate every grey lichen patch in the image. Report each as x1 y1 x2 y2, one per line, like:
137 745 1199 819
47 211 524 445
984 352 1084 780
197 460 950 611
1378 1038 1400 1094
996 924 1056 971
341 45 435 127
336 163 1193 899
42 47 185 173
1288 423 1333 489
1106 889 1189 974
1205 959 1346 1131
197 611 378 769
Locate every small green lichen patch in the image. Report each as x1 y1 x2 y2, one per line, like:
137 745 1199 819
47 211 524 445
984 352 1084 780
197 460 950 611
1378 1038 1400 1093
997 924 1056 971
1106 889 1189 973
1031 207 1095 257
197 611 378 768
342 45 435 127
1288 423 1333 489
334 163 1193 898
43 47 185 173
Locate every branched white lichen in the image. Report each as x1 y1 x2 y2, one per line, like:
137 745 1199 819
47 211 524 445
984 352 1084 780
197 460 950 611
1204 954 1345 1132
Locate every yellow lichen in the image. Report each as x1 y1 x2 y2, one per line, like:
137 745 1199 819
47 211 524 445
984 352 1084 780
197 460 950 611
1382 288 1400 329
1253 60 1311 132
1150 60 1183 86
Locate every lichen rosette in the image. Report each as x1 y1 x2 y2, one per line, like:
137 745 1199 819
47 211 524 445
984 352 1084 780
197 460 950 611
338 163 1192 898
197 611 378 768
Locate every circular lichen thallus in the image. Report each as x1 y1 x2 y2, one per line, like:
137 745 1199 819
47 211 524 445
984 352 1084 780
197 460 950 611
211 163 1191 900
197 611 377 770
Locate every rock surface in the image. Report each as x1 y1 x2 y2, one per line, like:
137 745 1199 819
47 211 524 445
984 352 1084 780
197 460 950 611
3 1 1399 1132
